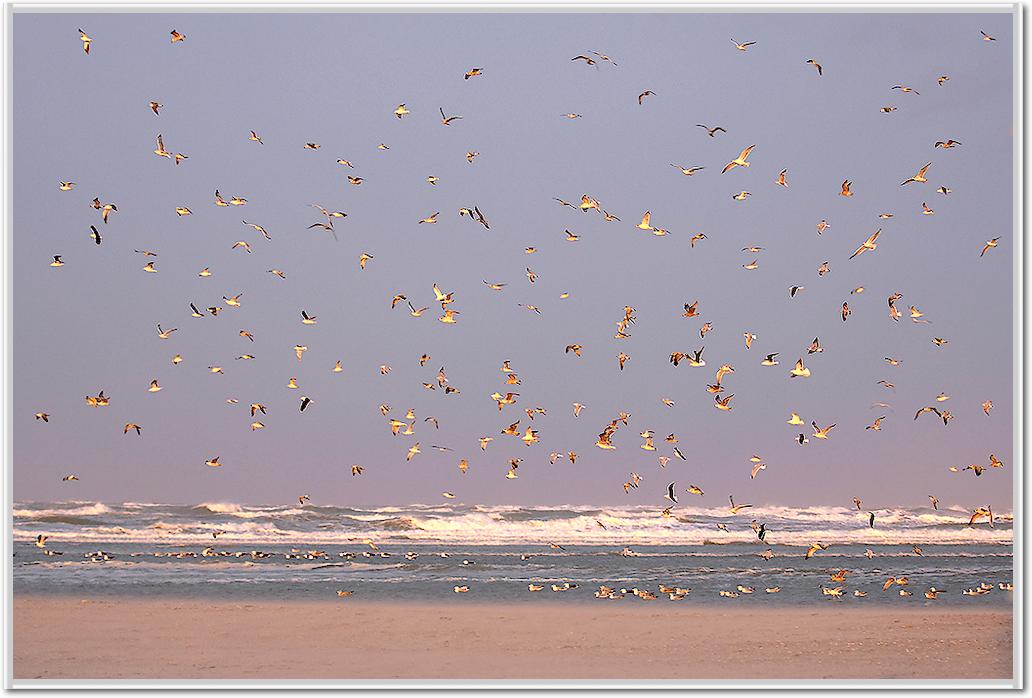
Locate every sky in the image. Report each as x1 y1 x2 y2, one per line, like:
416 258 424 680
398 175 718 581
12 10 1016 508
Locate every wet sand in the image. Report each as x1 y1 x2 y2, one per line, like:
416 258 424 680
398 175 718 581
12 596 1013 682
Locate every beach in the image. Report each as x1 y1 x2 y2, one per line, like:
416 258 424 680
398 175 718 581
13 596 1013 681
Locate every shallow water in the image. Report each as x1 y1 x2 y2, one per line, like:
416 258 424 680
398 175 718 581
13 501 1013 606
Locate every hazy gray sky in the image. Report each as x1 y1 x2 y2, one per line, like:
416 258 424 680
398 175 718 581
14 10 1015 508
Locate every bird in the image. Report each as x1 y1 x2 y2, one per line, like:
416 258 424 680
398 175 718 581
901 162 932 185
439 107 462 125
696 124 726 138
969 506 994 527
849 229 882 259
635 211 654 232
637 90 656 105
981 238 1000 257
805 543 829 559
91 197 118 224
672 164 704 176
664 482 678 504
805 59 822 75
714 394 734 411
728 495 751 514
790 358 810 378
78 28 93 54
731 38 756 51
981 30 996 41
721 145 755 174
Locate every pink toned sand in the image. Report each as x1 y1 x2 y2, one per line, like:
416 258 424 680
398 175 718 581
13 596 1012 681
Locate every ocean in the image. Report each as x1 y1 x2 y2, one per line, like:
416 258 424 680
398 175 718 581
12 501 1014 606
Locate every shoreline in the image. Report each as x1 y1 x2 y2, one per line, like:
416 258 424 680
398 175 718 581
13 595 1014 681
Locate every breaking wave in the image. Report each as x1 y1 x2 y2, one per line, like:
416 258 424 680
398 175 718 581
12 501 1014 547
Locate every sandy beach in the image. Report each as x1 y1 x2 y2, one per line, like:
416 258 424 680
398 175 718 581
13 596 1012 681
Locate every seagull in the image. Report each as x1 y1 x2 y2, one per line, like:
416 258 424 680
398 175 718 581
790 358 810 378
721 145 755 174
439 107 462 125
901 162 932 185
805 59 823 75
78 28 92 54
731 38 756 51
728 495 752 514
153 134 171 159
696 124 727 139
849 229 882 259
981 238 1000 257
805 542 829 559
672 164 704 176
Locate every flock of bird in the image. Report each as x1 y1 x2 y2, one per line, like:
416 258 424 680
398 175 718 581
25 25 1012 601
